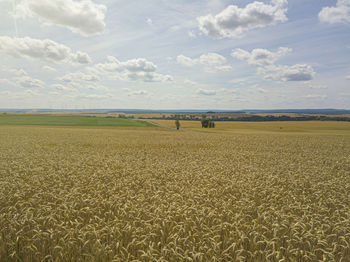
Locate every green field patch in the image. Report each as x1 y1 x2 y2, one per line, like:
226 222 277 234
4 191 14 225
0 114 154 127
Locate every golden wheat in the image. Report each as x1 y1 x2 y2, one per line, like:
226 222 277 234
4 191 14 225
0 125 350 261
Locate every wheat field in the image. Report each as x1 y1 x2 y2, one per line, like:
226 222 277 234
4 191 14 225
1 123 350 261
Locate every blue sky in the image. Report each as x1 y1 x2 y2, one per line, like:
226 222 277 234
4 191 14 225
0 0 349 109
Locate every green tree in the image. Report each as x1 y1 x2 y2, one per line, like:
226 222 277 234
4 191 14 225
175 119 180 130
201 118 209 128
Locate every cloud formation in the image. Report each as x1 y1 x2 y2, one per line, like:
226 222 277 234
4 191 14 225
0 36 91 64
42 66 57 72
177 53 232 72
15 75 46 89
92 56 173 82
6 68 28 76
259 64 315 81
77 94 111 99
0 70 47 89
15 0 107 36
319 0 350 24
196 88 216 96
51 84 72 91
198 0 288 38
303 94 327 100
231 47 291 66
59 72 100 82
184 79 198 86
129 90 148 96
232 47 315 81
177 55 197 67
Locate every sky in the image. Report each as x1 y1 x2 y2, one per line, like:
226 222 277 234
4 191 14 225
0 0 349 110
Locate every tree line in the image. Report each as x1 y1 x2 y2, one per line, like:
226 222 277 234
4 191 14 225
144 114 350 122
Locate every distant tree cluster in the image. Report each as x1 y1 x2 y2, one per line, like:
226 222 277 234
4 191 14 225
139 114 350 122
117 114 134 119
201 118 215 128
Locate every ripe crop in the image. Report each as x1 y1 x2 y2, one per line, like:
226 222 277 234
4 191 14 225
1 124 350 261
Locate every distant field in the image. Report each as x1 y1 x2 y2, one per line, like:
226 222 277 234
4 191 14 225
1 123 350 261
148 119 350 135
0 114 154 127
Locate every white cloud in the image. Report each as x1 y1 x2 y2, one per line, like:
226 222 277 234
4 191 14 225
198 0 288 38
199 53 227 66
1 89 40 98
129 90 148 96
15 75 46 88
229 78 249 84
92 56 173 83
177 53 232 72
304 83 328 89
231 47 291 66
346 75 350 79
0 78 17 87
188 30 196 38
0 36 92 64
15 0 107 36
319 0 350 24
259 64 315 81
232 47 315 82
7 68 28 76
66 81 108 91
126 72 173 82
51 84 72 91
257 88 267 93
176 55 197 67
78 94 111 99
214 65 232 72
169 25 181 32
146 18 153 25
303 94 327 100
184 79 198 85
97 56 157 72
24 89 40 96
42 66 57 72
196 88 216 96
58 72 100 82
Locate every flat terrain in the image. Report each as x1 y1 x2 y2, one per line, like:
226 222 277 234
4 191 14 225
1 120 350 261
0 114 153 127
149 119 350 135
